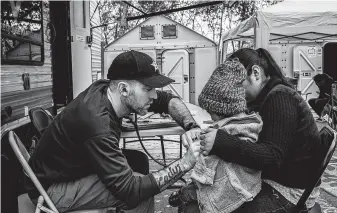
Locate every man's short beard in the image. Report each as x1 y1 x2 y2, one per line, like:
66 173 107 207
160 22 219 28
122 92 147 116
125 96 140 114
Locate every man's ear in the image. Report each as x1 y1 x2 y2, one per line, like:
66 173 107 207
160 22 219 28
251 65 262 81
117 81 130 96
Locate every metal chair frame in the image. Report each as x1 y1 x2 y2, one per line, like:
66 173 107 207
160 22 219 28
8 131 109 213
293 125 337 213
8 131 59 213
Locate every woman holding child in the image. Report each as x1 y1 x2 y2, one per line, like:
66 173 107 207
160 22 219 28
174 48 321 213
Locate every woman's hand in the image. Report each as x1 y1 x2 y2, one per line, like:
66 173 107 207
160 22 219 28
199 127 218 155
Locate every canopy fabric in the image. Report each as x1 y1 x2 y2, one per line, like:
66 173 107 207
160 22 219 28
222 0 337 43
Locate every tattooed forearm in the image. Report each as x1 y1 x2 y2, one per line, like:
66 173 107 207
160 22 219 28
168 98 197 130
152 159 188 192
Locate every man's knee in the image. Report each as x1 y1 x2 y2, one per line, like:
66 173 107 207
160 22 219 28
122 197 154 213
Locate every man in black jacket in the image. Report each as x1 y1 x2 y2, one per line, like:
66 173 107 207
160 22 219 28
26 51 201 213
308 73 333 120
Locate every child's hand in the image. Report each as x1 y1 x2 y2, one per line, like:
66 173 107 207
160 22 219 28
199 127 218 155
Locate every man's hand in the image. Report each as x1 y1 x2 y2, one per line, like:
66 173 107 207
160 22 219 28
181 134 201 170
152 133 200 192
182 128 202 148
199 127 218 155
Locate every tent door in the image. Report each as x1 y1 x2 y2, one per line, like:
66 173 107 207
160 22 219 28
69 0 92 98
293 45 323 100
161 49 189 102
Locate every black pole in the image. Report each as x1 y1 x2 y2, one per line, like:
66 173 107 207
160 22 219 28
90 1 100 21
91 24 107 30
123 1 147 15
126 1 225 21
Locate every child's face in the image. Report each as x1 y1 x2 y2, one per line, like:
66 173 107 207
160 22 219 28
210 113 223 122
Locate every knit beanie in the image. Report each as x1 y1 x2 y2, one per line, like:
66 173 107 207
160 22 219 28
198 59 247 117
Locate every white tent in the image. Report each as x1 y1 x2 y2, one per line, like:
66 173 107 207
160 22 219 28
104 16 217 104
222 0 337 49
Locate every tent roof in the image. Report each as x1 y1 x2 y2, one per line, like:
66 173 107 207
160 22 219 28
105 15 215 48
262 0 337 13
222 0 337 42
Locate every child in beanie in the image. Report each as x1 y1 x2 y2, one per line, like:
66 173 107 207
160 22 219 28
169 59 263 213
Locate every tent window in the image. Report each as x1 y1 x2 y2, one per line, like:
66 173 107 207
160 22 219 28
140 26 155 40
1 1 44 66
162 24 177 39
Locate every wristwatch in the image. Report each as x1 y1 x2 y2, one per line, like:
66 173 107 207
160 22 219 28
184 122 200 131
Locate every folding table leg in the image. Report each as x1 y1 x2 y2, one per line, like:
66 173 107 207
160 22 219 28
160 136 166 166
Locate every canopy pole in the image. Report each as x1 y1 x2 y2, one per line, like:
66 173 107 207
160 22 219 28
126 1 232 21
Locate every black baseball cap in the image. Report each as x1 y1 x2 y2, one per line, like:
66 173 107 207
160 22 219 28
107 50 175 88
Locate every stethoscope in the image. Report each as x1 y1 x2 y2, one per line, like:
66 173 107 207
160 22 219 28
107 88 168 167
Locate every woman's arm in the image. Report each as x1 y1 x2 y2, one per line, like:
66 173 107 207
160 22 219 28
204 90 298 170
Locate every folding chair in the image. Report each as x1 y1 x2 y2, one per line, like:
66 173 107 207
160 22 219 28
293 125 337 213
29 107 54 138
8 131 109 213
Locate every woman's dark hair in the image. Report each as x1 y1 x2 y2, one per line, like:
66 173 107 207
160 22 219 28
228 48 293 88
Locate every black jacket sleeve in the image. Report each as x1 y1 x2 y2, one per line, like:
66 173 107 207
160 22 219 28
83 133 160 209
